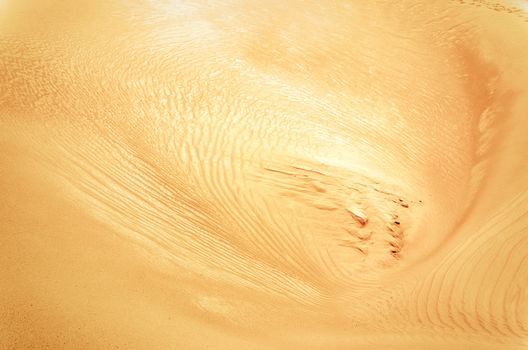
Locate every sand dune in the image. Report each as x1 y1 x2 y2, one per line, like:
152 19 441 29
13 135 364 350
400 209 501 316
1 1 527 348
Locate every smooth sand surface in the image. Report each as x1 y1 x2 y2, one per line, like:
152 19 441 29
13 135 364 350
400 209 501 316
1 1 527 348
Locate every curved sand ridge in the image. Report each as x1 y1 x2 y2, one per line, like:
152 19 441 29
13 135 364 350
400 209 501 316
1 0 527 349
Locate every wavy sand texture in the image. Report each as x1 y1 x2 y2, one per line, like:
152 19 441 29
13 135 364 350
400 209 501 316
1 1 527 349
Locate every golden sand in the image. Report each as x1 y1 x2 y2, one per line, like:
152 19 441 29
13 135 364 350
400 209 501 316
1 1 527 348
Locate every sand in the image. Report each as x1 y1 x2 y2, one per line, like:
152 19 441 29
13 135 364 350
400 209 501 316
1 1 527 348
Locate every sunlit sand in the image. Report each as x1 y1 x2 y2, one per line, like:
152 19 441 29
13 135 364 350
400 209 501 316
1 1 527 349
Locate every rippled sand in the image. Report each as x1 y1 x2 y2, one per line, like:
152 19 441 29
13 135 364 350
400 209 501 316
1 1 528 349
